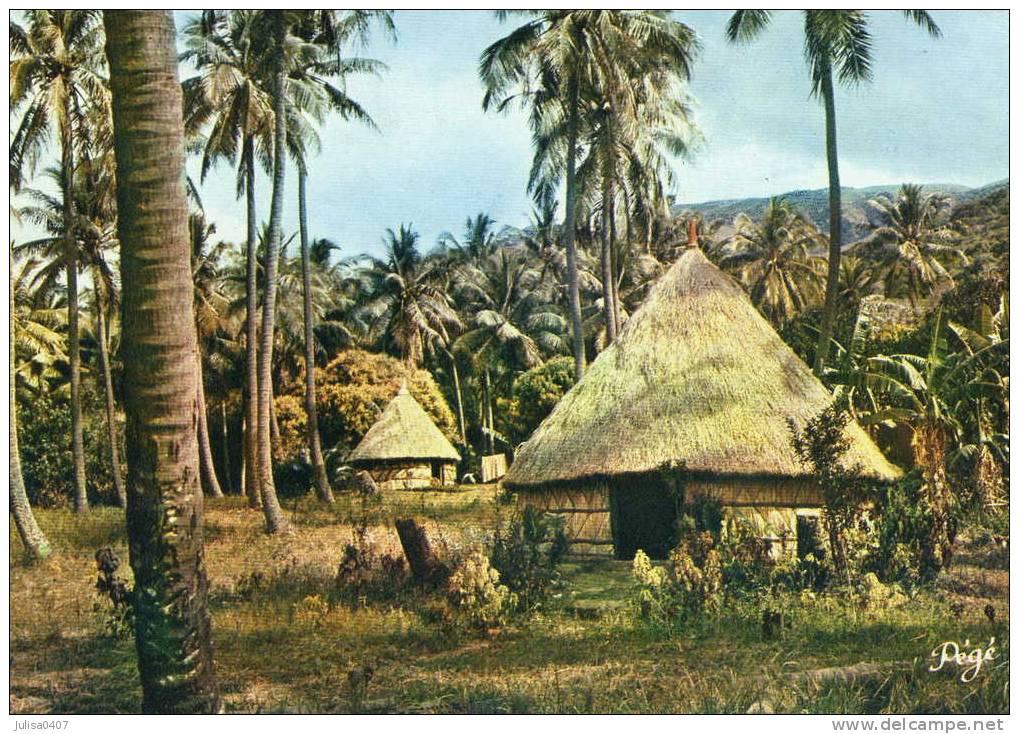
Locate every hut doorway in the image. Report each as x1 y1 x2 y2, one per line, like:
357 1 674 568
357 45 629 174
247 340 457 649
609 480 679 560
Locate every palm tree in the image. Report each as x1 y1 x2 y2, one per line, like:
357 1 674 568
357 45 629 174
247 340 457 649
190 213 229 498
482 11 698 377
715 198 826 326
580 28 698 345
288 17 388 504
12 255 68 392
863 184 967 304
360 224 461 367
10 255 58 560
181 9 273 509
837 255 880 312
453 246 567 451
438 212 500 263
11 10 109 512
727 10 941 374
247 10 306 532
104 9 217 712
16 165 127 507
75 137 127 507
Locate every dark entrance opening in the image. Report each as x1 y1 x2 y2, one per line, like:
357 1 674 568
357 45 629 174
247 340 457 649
430 461 442 479
610 479 680 560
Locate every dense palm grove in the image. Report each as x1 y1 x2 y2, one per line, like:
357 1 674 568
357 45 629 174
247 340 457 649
8 10 1009 713
11 9 1009 535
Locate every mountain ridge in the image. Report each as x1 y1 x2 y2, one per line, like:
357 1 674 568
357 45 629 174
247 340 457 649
675 178 1009 244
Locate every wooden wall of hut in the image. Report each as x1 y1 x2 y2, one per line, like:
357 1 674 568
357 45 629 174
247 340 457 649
365 461 435 491
518 483 614 556
517 476 826 558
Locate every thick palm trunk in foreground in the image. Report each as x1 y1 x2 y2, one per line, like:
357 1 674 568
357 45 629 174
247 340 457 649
813 65 842 376
255 10 291 533
105 9 218 713
11 277 52 560
297 167 334 503
95 289 126 507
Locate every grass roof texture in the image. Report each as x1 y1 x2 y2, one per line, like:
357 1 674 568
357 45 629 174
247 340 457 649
504 247 900 489
347 384 460 463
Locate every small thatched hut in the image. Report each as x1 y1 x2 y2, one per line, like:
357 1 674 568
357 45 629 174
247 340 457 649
347 384 460 490
502 245 899 559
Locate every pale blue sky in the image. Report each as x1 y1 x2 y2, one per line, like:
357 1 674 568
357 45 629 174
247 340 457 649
12 10 1009 261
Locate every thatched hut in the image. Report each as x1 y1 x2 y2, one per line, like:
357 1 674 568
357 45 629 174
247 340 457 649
347 384 460 490
502 245 899 559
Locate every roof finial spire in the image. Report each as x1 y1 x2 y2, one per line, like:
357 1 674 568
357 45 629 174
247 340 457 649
398 378 409 395
686 217 700 249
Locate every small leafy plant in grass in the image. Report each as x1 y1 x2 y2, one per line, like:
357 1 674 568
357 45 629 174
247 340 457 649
446 548 514 633
630 532 724 629
489 506 568 612
93 547 132 639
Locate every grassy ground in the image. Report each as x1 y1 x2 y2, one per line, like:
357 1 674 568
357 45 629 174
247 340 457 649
9 489 1009 714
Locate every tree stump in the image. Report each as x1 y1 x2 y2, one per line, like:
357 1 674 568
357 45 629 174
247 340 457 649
354 470 379 497
395 518 449 588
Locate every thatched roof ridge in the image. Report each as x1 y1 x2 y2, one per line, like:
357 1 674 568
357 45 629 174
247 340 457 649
348 384 460 463
504 247 899 488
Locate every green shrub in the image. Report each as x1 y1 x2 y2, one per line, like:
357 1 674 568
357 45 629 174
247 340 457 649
679 494 724 540
446 549 514 631
499 356 575 444
272 349 458 471
489 506 568 611
18 384 115 507
316 349 456 455
631 531 723 626
790 401 879 586
718 517 774 594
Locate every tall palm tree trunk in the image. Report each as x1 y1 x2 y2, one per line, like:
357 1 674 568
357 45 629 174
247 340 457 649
11 272 52 561
61 98 87 512
195 355 224 497
483 369 496 454
105 9 218 712
446 348 467 447
220 402 232 492
255 10 291 533
813 66 842 376
242 140 261 508
297 167 334 502
563 78 586 380
609 204 622 336
95 286 126 506
600 177 617 345
270 389 281 446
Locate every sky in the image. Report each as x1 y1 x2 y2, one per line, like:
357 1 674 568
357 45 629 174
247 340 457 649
11 10 1010 262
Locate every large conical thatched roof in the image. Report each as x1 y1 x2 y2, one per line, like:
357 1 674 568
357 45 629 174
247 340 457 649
348 384 460 463
504 247 899 488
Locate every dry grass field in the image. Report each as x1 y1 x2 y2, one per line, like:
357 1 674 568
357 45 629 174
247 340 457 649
9 490 1009 714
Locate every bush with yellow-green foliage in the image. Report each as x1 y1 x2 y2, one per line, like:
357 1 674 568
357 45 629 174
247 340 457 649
273 394 308 463
446 549 514 632
274 349 457 467
498 356 575 445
